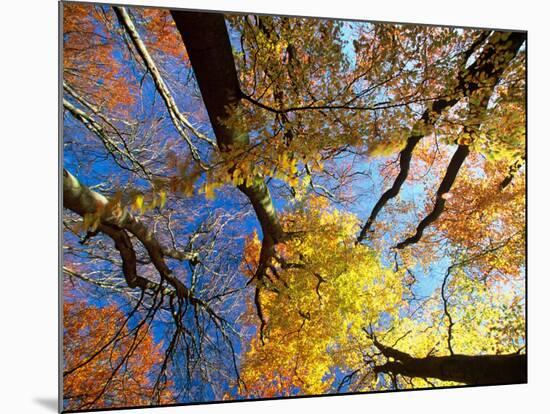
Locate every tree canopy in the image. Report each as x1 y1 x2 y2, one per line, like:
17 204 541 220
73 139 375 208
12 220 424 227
61 3 526 410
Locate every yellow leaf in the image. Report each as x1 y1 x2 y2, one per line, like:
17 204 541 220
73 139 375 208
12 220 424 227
159 190 167 209
134 194 144 213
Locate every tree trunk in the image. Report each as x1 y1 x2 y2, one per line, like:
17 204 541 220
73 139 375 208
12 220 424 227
373 339 526 385
170 11 284 281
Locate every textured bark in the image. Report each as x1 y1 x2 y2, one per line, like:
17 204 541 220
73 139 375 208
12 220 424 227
357 31 526 244
373 339 526 385
63 169 196 261
63 169 200 302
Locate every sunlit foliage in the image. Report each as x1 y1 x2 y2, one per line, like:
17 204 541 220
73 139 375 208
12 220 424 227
62 3 525 410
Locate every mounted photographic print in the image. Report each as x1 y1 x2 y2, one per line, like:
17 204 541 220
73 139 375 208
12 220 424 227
60 1 526 411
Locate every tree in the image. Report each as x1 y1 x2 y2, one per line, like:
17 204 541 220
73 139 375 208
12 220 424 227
370 339 526 386
63 299 173 410
62 3 526 409
237 198 403 396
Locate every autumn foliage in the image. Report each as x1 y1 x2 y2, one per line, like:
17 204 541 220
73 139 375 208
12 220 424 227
63 300 173 410
62 3 525 410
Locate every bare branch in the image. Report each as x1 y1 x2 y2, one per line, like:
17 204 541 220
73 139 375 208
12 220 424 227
114 6 216 169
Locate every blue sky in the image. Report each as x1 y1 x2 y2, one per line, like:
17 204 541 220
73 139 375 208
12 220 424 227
62 5 525 407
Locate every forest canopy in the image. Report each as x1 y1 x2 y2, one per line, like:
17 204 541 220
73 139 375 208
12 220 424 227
61 3 526 411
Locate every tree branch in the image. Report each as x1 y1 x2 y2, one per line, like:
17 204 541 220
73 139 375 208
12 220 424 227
63 169 201 304
395 31 525 249
357 31 526 244
394 144 470 249
500 155 525 190
372 338 526 385
63 97 150 178
170 10 285 281
113 6 216 168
